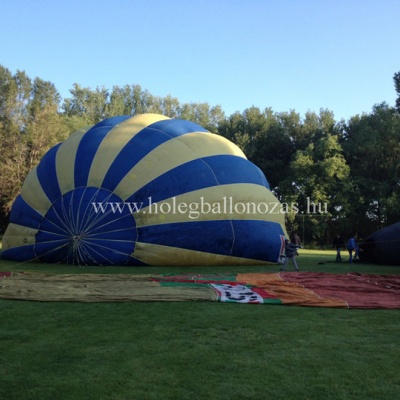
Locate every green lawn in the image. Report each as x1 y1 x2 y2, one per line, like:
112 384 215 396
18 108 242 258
0 250 399 400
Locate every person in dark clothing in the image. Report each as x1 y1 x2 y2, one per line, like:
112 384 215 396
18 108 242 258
333 234 345 262
280 239 301 271
290 231 302 255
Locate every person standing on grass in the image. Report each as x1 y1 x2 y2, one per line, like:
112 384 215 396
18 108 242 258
280 239 301 271
333 234 345 262
347 234 360 263
290 231 302 255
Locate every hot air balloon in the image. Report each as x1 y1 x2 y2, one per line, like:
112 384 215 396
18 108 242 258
1 114 287 266
359 222 400 266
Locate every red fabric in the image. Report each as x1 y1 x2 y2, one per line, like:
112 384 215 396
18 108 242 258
281 272 400 309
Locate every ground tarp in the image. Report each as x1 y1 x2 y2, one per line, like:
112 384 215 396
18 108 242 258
0 271 399 308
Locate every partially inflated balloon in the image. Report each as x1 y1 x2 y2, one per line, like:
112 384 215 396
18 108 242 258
1 114 287 266
359 222 400 266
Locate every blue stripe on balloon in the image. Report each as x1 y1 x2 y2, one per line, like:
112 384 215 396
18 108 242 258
9 195 44 229
36 143 62 203
33 239 71 263
127 158 216 205
101 128 171 191
137 220 284 262
92 115 131 128
137 220 234 256
102 119 205 191
126 256 148 266
1 245 37 262
149 118 208 135
74 116 131 188
126 155 270 206
230 220 283 261
208 155 270 189
202 155 269 187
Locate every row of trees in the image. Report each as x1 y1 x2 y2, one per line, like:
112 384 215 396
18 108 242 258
1 64 400 246
219 102 400 245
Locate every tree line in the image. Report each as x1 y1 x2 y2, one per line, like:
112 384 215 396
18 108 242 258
1 64 400 246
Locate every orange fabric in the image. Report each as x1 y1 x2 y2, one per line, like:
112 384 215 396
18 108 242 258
237 273 349 308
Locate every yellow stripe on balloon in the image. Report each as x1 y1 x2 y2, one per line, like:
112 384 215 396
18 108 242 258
114 132 247 201
133 183 286 227
131 242 271 266
69 126 92 138
88 114 170 188
1 223 38 250
20 168 52 216
56 129 88 195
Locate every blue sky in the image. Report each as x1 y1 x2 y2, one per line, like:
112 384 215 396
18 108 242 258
1 0 399 121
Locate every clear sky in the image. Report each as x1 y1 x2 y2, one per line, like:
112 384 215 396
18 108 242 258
1 0 399 121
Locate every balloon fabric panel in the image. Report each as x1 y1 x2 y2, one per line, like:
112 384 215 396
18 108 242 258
36 144 63 204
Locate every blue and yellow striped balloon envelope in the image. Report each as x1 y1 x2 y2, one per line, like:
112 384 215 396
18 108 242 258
1 114 287 266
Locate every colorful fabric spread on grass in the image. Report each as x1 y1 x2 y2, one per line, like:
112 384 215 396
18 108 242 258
0 272 399 309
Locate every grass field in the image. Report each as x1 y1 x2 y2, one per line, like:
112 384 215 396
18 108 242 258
0 249 399 400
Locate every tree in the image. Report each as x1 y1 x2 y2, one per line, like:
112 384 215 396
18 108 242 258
62 84 109 127
0 68 67 229
25 77 68 170
282 110 350 244
249 108 295 194
0 67 32 225
218 107 295 192
394 71 400 113
0 66 31 132
180 102 225 132
342 103 400 233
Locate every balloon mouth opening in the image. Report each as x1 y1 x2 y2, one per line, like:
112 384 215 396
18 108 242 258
34 187 137 265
